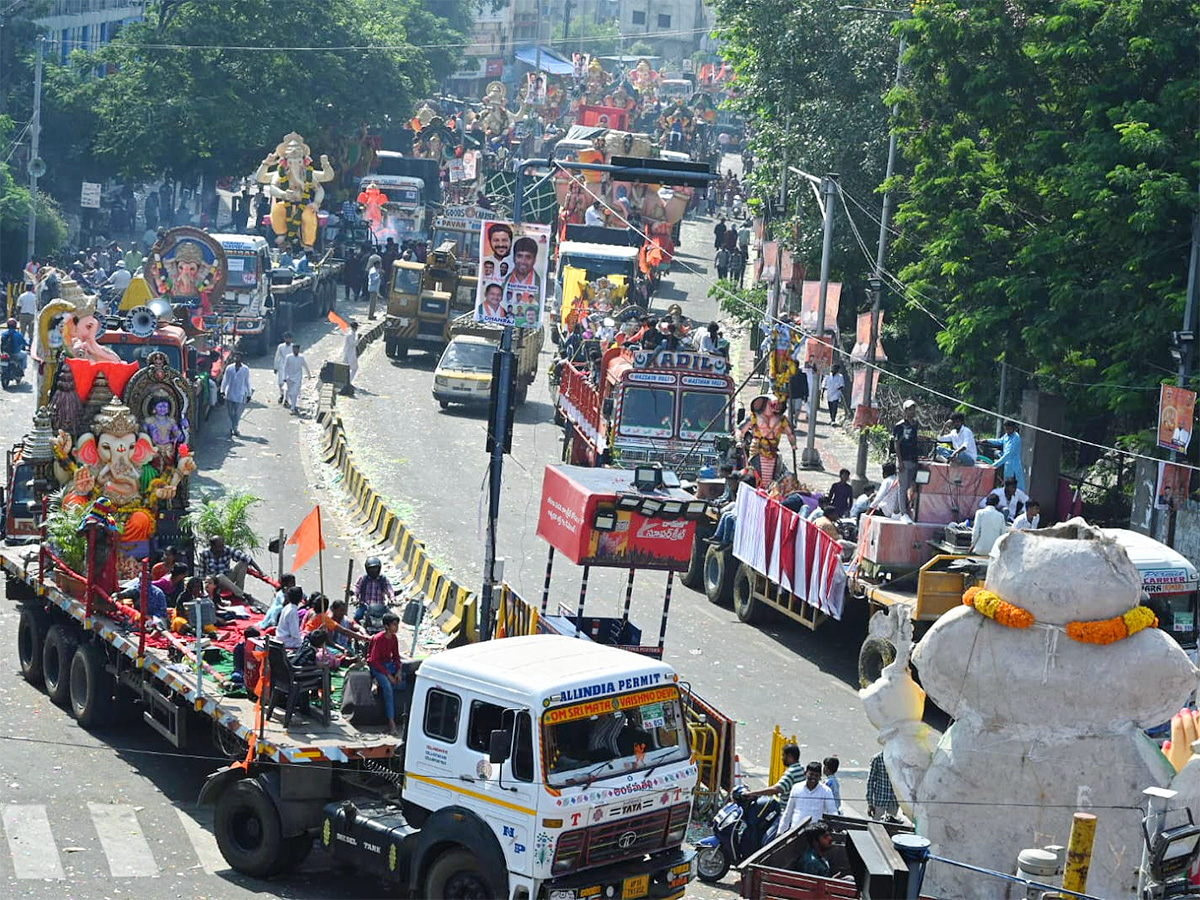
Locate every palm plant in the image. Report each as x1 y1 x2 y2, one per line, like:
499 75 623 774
42 490 88 574
181 490 263 552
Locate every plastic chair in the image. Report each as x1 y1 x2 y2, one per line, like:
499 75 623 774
264 640 330 728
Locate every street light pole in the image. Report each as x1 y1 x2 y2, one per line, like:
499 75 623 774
852 34 906 492
802 174 839 469
25 32 45 261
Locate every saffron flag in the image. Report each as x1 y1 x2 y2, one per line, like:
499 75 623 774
328 310 350 333
288 506 325 573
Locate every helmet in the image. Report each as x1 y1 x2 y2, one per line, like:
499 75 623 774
365 556 382 576
6 318 15 328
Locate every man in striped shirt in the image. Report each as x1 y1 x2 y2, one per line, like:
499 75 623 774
198 536 263 600
744 742 805 801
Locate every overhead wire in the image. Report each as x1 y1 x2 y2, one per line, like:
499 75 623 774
551 162 1200 474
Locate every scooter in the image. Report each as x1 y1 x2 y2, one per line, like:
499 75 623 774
0 351 24 390
695 785 782 883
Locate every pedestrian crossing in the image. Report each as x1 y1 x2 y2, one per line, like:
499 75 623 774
0 802 226 880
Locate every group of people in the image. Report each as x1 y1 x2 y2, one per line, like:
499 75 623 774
713 215 752 287
706 171 746 216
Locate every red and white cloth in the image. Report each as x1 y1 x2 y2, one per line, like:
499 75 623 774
733 489 846 619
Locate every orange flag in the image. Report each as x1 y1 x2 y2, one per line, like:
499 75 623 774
288 505 326 572
328 310 350 333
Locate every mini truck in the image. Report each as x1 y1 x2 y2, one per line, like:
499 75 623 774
433 313 544 408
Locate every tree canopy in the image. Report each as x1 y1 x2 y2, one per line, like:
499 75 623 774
55 0 476 179
891 0 1198 436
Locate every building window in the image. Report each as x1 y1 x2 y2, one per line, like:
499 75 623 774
658 13 671 28
631 10 645 24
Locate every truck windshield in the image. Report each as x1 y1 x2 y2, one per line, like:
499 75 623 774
103 342 184 372
679 391 728 440
542 687 689 788
434 228 481 261
560 255 636 282
381 187 420 205
440 341 495 372
392 266 422 295
620 388 674 438
1152 590 1198 648
225 254 259 288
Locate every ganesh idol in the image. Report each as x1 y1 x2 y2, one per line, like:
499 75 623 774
261 132 335 251
738 394 796 486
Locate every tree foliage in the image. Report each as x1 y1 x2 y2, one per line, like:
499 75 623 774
56 0 475 179
0 117 69 272
892 0 1199 435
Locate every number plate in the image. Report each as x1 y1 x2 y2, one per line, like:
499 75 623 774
622 874 650 899
396 317 410 327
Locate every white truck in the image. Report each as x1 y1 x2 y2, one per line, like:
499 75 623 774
208 233 274 355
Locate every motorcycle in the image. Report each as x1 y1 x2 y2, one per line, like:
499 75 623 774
0 350 24 390
695 785 781 883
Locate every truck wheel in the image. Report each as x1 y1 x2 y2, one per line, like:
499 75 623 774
395 341 409 361
439 401 449 410
69 641 114 729
384 336 397 359
858 636 897 688
703 545 736 607
17 606 46 686
214 779 286 879
423 847 504 900
732 564 761 625
696 844 730 883
681 525 712 591
42 624 78 706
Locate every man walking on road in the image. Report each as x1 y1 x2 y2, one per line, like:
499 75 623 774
282 343 312 414
15 284 37 343
219 352 252 437
714 216 727 250
273 331 293 403
341 320 359 395
366 257 382 320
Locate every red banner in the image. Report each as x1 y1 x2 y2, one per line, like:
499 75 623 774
799 281 842 334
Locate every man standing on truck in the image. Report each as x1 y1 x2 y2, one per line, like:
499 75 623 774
220 352 253 437
891 400 922 517
273 331 293 404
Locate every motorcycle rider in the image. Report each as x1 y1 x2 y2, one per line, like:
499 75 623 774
353 556 394 624
1 318 28 379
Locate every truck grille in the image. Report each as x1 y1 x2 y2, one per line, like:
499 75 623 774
420 297 447 315
417 321 445 339
554 803 689 872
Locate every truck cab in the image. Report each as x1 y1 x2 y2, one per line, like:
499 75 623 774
363 174 426 244
556 240 645 324
1104 528 1200 657
393 635 696 899
208 234 273 355
383 242 477 360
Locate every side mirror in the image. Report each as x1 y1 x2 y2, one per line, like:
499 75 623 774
489 728 512 764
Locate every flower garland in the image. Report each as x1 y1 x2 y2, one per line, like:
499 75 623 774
962 586 1035 629
962 586 1158 644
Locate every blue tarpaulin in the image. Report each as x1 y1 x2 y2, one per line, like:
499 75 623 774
514 46 575 76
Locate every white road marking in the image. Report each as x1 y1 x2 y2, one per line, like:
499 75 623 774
88 803 158 877
3 804 65 879
175 807 226 875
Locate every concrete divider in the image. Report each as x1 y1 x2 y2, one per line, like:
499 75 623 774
314 361 479 644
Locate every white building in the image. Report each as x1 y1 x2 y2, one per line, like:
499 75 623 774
616 0 705 67
35 0 147 61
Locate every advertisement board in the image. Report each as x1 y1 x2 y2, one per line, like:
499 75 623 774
475 219 551 328
1157 384 1195 453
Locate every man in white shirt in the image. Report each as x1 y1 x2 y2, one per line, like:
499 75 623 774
938 412 978 466
15 286 37 343
275 586 305 650
822 365 846 426
282 343 312 413
341 320 359 393
870 461 901 517
219 352 253 437
981 477 1029 521
104 260 133 294
366 259 382 320
1012 500 1041 530
779 762 839 834
971 495 1008 555
584 200 605 227
273 331 293 403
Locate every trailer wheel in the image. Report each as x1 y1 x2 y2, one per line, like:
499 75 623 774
681 524 713 591
732 564 762 625
214 779 286 878
17 606 46 686
703 545 735 607
70 641 114 729
858 636 897 688
42 624 78 706
423 847 503 900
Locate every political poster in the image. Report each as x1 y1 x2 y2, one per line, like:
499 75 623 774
1155 461 1191 510
475 219 551 328
851 310 888 362
1157 384 1195 453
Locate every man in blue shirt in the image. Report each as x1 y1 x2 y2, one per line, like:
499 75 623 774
117 572 169 621
1 318 28 374
984 420 1026 491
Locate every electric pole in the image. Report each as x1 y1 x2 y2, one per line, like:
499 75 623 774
1167 196 1199 548
25 31 45 261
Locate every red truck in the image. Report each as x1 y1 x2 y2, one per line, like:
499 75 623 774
556 345 734 478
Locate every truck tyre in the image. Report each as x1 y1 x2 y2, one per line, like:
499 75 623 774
42 624 78 706
70 641 114 729
703 545 736 607
733 564 762 625
17 606 45 686
214 778 286 879
681 523 713 591
395 341 409 361
423 847 504 900
858 636 897 689
384 336 397 359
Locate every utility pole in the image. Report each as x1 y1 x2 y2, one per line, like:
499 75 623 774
25 31 45 261
1167 197 1199 548
852 34 905 493
802 174 839 469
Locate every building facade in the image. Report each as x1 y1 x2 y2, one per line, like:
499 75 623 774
35 0 147 61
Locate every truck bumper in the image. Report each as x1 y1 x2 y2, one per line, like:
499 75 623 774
432 387 491 407
384 316 417 341
539 848 695 900
208 315 267 336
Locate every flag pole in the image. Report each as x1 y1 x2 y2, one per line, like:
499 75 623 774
316 504 325 596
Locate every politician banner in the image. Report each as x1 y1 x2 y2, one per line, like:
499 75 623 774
1157 384 1195 453
475 220 551 328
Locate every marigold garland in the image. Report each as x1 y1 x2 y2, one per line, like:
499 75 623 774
963 586 1158 644
962 586 1035 629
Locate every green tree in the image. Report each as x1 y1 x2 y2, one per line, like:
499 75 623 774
892 0 1199 439
0 117 69 273
551 19 621 57
56 0 473 180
